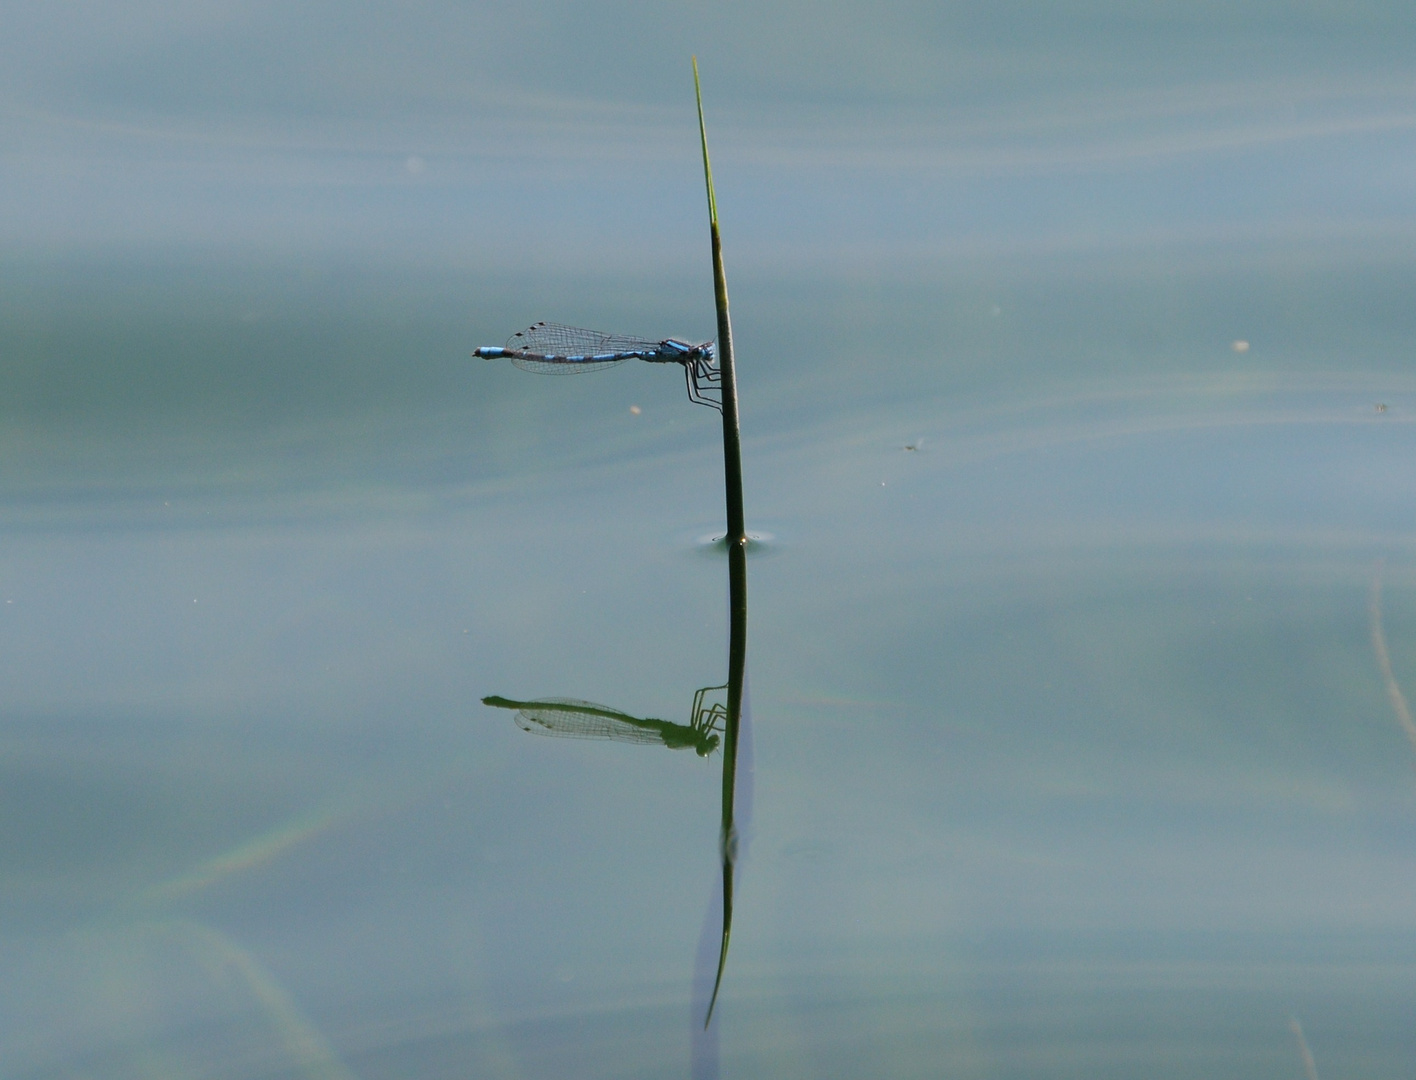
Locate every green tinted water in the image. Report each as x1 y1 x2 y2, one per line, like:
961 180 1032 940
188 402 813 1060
6 11 1416 1067
3 239 1416 1076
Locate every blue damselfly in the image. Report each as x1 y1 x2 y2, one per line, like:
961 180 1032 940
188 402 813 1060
474 322 722 411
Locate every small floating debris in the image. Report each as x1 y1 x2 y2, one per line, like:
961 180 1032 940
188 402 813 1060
629 404 642 415
1231 339 1250 353
1375 402 1388 413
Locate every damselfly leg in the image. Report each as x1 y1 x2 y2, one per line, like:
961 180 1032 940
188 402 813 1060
683 354 722 412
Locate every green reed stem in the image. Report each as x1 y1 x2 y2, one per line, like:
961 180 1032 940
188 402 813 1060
694 55 748 1031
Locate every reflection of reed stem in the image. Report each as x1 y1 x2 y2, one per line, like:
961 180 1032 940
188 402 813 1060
1369 562 1416 764
695 56 747 1030
1288 1017 1321 1080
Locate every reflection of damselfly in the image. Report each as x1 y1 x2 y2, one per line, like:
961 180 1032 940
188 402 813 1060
482 685 728 758
474 322 722 411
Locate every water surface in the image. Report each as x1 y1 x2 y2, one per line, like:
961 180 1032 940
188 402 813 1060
4 5 1416 1074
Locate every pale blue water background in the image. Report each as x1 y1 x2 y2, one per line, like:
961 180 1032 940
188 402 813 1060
4 4 1416 1077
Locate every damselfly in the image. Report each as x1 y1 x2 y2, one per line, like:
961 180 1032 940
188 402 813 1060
482 685 727 757
474 322 722 411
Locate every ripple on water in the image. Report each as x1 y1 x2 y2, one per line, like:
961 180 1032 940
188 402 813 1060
691 530 778 558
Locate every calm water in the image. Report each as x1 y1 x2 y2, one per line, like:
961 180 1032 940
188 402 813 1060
5 6 1416 1076
3 250 1415 1078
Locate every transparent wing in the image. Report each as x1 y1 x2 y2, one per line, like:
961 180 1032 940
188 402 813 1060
506 323 652 374
508 323 661 354
512 698 666 745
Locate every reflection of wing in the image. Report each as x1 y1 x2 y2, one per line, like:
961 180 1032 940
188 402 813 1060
512 698 665 745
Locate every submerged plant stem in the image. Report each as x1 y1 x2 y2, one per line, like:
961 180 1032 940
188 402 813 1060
1369 562 1416 766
